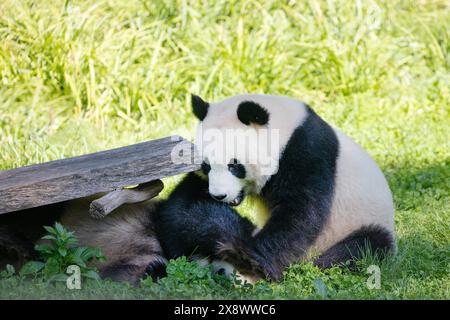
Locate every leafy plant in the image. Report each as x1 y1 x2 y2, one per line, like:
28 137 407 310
20 222 106 283
141 256 230 297
0 264 15 279
141 256 273 299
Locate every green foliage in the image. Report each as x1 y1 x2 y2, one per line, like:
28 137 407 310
141 257 273 299
141 257 231 298
0 0 449 299
0 264 16 279
20 223 106 282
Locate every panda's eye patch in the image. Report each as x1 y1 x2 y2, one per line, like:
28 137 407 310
201 161 211 174
228 158 246 179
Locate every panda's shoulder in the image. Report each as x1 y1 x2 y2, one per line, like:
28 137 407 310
284 105 339 159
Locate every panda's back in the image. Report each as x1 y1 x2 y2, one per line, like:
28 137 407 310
312 129 395 253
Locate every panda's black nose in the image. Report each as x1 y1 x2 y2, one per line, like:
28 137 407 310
211 194 226 201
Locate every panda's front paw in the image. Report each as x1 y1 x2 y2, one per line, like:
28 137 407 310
216 241 266 279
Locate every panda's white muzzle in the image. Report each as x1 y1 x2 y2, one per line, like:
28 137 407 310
210 189 245 206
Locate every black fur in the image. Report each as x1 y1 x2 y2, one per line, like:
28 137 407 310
154 173 256 260
237 101 270 125
145 259 167 282
201 161 211 175
220 106 340 280
228 158 246 179
191 94 209 121
313 224 394 269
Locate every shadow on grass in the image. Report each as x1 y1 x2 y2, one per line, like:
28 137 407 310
378 162 449 292
384 161 449 195
0 202 66 270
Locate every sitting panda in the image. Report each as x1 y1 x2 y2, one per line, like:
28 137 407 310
0 93 395 285
191 94 396 281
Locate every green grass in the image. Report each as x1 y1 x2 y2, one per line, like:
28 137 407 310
0 0 449 299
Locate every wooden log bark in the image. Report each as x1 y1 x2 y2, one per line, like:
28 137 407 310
0 136 200 215
89 180 164 219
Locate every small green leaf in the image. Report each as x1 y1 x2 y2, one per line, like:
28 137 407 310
43 225 57 235
44 257 61 276
314 278 328 298
48 273 69 283
58 247 67 257
20 261 45 276
41 235 57 241
79 247 104 261
66 237 78 246
6 264 15 275
35 244 53 254
71 256 87 268
54 222 66 235
83 270 101 280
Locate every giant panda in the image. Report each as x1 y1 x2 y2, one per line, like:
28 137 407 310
0 93 395 285
0 170 257 286
191 94 396 281
38 172 258 286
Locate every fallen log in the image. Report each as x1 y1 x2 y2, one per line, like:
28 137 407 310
0 135 199 215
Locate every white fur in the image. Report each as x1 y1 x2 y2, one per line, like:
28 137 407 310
184 256 259 284
196 94 308 202
198 94 395 256
311 130 396 253
210 260 259 284
208 164 243 203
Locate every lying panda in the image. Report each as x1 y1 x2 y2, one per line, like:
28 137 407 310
191 94 396 281
3 175 255 286
58 172 257 286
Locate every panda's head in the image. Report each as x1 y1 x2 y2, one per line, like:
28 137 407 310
191 94 307 206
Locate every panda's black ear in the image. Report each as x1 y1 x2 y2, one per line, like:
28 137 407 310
237 101 270 126
191 94 209 121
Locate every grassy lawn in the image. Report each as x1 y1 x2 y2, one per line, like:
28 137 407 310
0 0 449 299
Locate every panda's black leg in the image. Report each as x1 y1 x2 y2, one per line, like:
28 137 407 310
144 259 167 282
313 225 394 269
